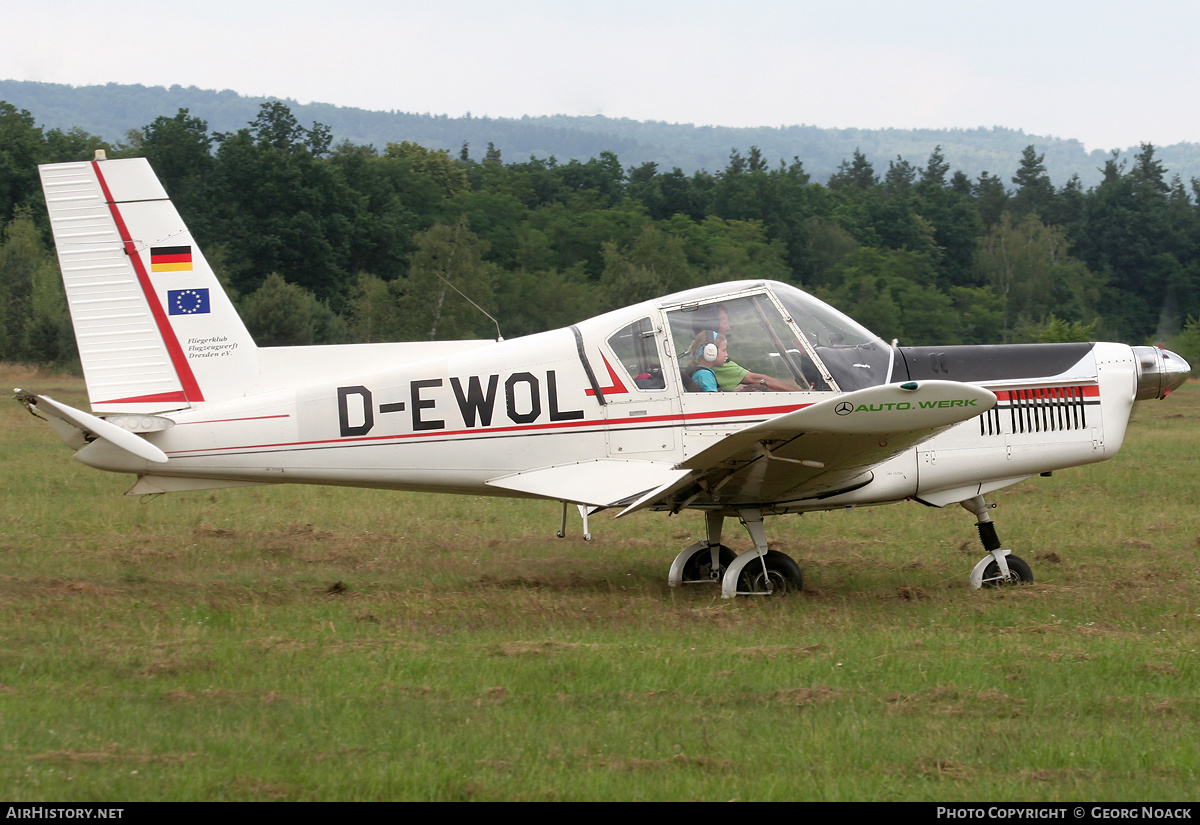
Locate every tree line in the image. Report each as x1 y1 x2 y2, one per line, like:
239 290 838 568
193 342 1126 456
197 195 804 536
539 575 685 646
12 79 1172 187
2 99 1198 372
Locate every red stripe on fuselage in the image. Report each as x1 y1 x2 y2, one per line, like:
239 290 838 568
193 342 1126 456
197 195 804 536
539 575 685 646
991 385 1099 401
163 402 813 457
91 161 205 405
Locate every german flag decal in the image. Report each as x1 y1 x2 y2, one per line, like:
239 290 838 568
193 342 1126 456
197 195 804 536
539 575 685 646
150 246 193 272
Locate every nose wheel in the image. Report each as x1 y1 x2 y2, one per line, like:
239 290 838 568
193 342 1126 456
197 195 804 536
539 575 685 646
974 551 1033 588
962 496 1034 589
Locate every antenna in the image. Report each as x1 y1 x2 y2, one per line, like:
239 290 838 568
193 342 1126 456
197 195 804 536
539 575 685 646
434 272 503 341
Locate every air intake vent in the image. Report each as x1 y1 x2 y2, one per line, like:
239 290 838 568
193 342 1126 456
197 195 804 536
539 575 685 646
980 386 1091 436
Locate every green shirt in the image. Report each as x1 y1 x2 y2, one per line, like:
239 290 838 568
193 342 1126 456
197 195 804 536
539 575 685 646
711 359 749 391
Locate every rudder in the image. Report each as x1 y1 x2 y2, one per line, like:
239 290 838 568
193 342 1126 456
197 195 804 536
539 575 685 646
39 156 258 413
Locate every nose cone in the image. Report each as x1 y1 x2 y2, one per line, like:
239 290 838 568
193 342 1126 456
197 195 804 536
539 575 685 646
1133 346 1192 400
1159 348 1192 396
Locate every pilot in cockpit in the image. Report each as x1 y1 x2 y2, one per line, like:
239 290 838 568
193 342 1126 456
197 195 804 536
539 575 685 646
689 304 801 392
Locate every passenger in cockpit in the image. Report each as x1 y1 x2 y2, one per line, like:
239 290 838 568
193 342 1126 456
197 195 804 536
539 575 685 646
689 304 801 392
683 331 726 392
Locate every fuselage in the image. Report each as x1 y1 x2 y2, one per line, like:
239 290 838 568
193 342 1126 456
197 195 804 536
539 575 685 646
73 280 1182 515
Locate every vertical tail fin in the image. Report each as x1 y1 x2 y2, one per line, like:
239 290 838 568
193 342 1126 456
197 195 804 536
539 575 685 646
38 157 258 413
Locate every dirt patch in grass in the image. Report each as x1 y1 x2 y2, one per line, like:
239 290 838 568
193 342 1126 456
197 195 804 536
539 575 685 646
41 580 119 597
491 640 602 656
30 745 196 765
773 685 843 706
475 572 626 592
917 755 974 779
885 686 1026 716
590 753 739 772
733 644 826 660
222 775 316 802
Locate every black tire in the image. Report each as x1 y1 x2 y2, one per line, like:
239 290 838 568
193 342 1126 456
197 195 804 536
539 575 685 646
737 550 803 595
681 544 737 583
981 554 1033 588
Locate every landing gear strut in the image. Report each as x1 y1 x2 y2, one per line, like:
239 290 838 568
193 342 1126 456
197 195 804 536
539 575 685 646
669 511 735 586
556 501 593 541
962 495 1033 588
668 509 802 598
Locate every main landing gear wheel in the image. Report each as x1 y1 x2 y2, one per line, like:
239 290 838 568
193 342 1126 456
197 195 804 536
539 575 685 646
736 550 803 596
671 510 805 597
681 544 737 583
710 508 805 598
980 554 1033 588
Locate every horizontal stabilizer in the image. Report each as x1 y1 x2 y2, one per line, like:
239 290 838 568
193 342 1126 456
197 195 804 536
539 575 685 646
16 390 167 464
485 459 690 507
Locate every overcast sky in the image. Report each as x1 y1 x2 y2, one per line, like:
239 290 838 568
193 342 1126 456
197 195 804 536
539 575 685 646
4 0 1198 153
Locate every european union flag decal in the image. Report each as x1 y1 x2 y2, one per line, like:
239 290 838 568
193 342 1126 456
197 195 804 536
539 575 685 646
168 288 211 316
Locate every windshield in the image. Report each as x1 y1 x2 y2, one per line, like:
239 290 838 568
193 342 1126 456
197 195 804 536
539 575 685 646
770 283 893 391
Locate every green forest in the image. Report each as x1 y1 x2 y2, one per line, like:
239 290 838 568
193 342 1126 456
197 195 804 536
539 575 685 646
2 98 1199 372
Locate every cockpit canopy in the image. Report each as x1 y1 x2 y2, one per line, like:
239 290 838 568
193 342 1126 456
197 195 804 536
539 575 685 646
662 281 893 392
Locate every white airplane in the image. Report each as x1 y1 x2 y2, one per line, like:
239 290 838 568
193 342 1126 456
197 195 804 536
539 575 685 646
16 155 1192 597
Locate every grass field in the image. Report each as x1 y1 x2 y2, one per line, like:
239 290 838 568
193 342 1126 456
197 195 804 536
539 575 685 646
2 363 1198 801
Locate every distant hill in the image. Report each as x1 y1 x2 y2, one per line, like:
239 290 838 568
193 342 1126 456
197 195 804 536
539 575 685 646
5 78 1200 190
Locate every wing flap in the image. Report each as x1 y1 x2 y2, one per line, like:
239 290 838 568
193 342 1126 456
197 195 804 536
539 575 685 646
485 459 690 508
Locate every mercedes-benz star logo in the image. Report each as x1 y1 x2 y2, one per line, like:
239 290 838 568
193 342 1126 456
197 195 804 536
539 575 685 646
834 401 854 416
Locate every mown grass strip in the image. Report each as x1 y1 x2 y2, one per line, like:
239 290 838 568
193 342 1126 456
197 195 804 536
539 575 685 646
2 366 1198 800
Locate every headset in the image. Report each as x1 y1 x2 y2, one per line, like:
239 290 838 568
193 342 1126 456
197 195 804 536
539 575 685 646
700 330 720 364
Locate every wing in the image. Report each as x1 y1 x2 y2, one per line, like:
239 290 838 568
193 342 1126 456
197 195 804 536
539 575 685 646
618 380 996 516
